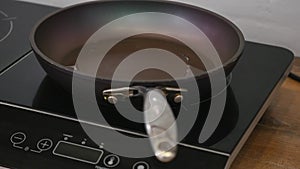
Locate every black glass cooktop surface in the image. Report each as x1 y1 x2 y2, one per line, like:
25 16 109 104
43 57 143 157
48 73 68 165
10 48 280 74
0 0 56 71
0 1 294 169
0 42 293 153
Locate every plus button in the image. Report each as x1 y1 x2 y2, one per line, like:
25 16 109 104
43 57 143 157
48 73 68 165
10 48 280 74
37 138 53 151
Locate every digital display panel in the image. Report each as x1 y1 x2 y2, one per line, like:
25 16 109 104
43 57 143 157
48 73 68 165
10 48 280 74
53 141 103 164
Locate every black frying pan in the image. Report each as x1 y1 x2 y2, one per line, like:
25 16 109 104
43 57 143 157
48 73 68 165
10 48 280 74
30 0 244 162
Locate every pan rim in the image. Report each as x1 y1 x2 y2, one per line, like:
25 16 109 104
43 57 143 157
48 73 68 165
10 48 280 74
30 0 245 83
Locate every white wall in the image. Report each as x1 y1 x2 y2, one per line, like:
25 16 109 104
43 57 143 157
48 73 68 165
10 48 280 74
20 0 300 56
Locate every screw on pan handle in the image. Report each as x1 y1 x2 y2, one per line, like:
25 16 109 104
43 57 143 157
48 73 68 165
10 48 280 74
144 89 178 163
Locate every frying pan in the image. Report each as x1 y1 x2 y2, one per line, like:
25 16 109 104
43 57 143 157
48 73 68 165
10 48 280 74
30 0 244 162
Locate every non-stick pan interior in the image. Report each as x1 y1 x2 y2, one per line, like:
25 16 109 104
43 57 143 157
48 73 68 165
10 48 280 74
32 0 243 82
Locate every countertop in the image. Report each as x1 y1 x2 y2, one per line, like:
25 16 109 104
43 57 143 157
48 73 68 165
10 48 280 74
231 58 300 169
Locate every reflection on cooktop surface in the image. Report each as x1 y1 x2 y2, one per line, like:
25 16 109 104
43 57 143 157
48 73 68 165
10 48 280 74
33 75 239 147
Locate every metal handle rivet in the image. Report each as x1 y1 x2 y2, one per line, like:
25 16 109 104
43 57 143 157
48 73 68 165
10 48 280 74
174 94 183 103
107 96 118 104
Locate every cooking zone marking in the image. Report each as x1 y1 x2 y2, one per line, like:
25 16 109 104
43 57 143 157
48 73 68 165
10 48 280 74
0 10 15 42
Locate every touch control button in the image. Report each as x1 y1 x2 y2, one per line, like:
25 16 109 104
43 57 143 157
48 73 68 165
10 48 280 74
103 154 120 168
133 161 150 169
37 138 53 151
10 132 26 144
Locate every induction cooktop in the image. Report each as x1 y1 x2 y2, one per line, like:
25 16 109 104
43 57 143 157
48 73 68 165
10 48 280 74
0 1 294 169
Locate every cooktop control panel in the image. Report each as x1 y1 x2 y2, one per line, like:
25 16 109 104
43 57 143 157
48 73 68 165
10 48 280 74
10 132 106 166
0 104 228 169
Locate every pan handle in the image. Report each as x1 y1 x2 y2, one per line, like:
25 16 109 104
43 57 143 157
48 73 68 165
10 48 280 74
144 89 178 163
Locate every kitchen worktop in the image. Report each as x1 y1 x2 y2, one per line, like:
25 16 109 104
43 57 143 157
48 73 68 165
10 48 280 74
232 59 300 169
